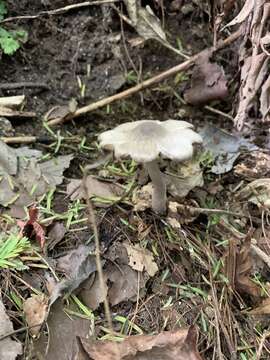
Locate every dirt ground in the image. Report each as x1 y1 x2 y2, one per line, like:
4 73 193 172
1 1 270 360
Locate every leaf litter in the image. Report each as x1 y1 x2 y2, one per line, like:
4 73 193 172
0 139 73 216
0 298 22 360
78 325 203 360
3 1 270 359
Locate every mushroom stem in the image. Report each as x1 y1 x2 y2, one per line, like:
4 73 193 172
144 160 167 215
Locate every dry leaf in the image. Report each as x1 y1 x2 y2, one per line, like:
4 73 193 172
79 326 203 360
17 206 46 249
107 263 146 306
0 298 22 360
249 297 270 315
33 300 90 360
67 175 123 202
123 243 158 277
184 51 228 105
0 140 73 215
226 234 261 298
50 245 98 305
23 294 48 337
80 273 108 310
200 125 257 174
132 184 153 211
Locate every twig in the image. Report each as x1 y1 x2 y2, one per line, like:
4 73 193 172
204 105 234 121
47 28 243 127
0 0 120 24
82 168 113 333
0 323 43 341
0 82 49 90
0 136 52 144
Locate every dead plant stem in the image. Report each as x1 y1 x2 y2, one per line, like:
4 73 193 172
82 169 113 332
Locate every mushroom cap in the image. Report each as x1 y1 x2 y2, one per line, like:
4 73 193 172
98 120 202 163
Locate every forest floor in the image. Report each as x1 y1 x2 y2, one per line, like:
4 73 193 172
0 1 270 359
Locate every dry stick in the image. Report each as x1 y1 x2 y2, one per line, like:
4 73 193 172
0 82 49 90
0 0 120 24
82 170 113 332
47 28 243 127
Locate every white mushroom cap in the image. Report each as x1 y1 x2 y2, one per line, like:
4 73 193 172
98 120 202 163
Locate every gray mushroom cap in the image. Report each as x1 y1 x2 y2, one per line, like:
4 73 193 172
98 120 202 163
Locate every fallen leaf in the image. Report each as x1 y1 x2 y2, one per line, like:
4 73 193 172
47 222 66 251
80 273 108 310
23 294 49 337
33 300 90 360
184 51 228 105
132 184 153 212
226 233 261 298
17 206 46 249
200 125 258 174
165 158 203 198
0 298 22 360
0 140 73 215
67 175 123 202
50 244 98 305
107 263 146 306
123 243 158 277
249 297 270 315
79 325 203 360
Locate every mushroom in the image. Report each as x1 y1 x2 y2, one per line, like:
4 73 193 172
98 120 202 214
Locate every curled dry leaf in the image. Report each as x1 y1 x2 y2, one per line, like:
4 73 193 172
184 51 228 105
226 233 261 298
79 325 203 360
23 294 49 337
0 298 22 360
123 242 158 277
17 206 46 249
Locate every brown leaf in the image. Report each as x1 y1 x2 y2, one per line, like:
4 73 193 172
184 51 228 105
123 243 158 277
67 175 123 202
107 264 146 306
17 206 46 249
23 294 49 337
80 273 108 310
50 245 98 305
0 298 22 360
47 222 66 251
33 300 90 360
79 326 203 360
249 297 270 315
226 232 261 298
